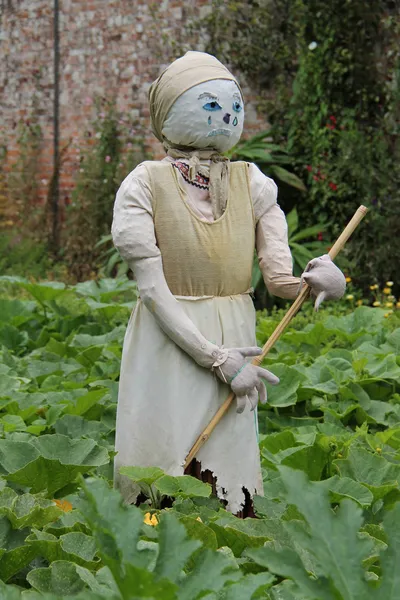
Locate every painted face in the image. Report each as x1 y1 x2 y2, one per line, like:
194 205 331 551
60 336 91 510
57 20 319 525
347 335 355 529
162 79 244 152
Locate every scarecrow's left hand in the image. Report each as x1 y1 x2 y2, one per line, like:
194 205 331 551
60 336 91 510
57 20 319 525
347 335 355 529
230 364 280 414
299 254 346 311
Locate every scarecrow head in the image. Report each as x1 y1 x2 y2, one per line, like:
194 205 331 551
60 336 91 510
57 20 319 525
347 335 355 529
149 51 244 153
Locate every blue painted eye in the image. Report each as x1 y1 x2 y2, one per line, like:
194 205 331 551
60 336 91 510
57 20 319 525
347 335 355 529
203 101 222 111
232 101 242 113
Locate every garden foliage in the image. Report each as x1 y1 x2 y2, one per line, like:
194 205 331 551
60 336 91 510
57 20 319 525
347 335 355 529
200 0 400 293
0 277 399 597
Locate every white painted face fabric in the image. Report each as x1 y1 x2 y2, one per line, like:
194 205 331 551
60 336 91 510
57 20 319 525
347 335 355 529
162 80 244 152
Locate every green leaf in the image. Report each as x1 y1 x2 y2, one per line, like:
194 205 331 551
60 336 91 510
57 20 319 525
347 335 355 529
285 208 299 235
60 532 98 563
0 436 109 494
177 515 218 550
334 447 400 501
385 328 400 353
0 487 62 529
27 560 90 595
26 529 99 570
269 580 308 600
64 389 108 416
317 476 373 508
155 475 212 499
278 466 374 599
289 242 315 269
219 572 275 599
54 415 110 440
0 515 37 582
325 307 386 336
263 365 303 407
0 325 28 352
290 223 330 243
252 495 287 520
248 546 334 600
0 298 35 323
177 548 240 600
299 360 339 395
209 518 274 557
22 282 67 305
0 545 38 583
0 415 27 433
78 477 152 596
373 503 400 598
119 466 165 487
268 165 307 191
0 374 21 396
154 512 201 583
78 478 180 599
261 435 328 481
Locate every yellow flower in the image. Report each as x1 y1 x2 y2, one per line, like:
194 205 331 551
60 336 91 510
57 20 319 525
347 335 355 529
385 302 393 308
346 294 354 301
144 512 159 526
384 313 390 318
356 299 363 306
386 281 394 287
372 301 381 307
345 277 352 283
388 295 396 301
370 284 379 290
53 499 73 513
376 447 382 453
397 302 400 309
196 516 203 522
383 288 391 295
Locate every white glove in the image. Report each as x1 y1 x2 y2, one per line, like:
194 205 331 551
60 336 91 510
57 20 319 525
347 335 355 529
231 363 280 413
214 348 280 414
299 254 346 311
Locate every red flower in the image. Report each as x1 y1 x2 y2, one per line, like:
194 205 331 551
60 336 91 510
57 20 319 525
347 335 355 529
329 115 337 124
317 232 323 241
326 123 335 130
306 165 312 172
329 182 338 191
313 175 319 182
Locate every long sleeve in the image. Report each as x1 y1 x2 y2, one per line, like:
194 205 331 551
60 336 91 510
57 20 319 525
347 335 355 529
248 163 300 299
111 164 222 368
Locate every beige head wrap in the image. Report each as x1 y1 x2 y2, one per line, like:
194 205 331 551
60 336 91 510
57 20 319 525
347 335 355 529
149 51 242 219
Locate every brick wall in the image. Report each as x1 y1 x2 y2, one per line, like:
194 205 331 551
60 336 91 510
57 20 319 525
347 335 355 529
0 0 268 209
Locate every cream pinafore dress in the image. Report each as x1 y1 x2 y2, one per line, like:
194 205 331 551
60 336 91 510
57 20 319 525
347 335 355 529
114 161 263 513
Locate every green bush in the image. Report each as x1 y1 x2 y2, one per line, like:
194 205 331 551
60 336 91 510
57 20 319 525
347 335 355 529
64 98 147 280
0 231 67 281
283 1 400 290
197 0 400 295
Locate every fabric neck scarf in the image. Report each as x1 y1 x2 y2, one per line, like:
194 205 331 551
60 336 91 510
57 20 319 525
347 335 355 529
167 147 229 220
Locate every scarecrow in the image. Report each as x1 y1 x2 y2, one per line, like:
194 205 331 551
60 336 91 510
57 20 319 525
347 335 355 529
112 51 346 515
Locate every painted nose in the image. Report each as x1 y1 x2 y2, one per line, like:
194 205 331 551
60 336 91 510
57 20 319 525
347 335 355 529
223 113 231 124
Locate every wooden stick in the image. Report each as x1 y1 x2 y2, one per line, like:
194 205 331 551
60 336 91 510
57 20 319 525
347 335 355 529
184 205 368 468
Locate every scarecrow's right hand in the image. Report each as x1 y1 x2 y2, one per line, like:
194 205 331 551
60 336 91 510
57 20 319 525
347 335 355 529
213 347 280 413
213 347 261 383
